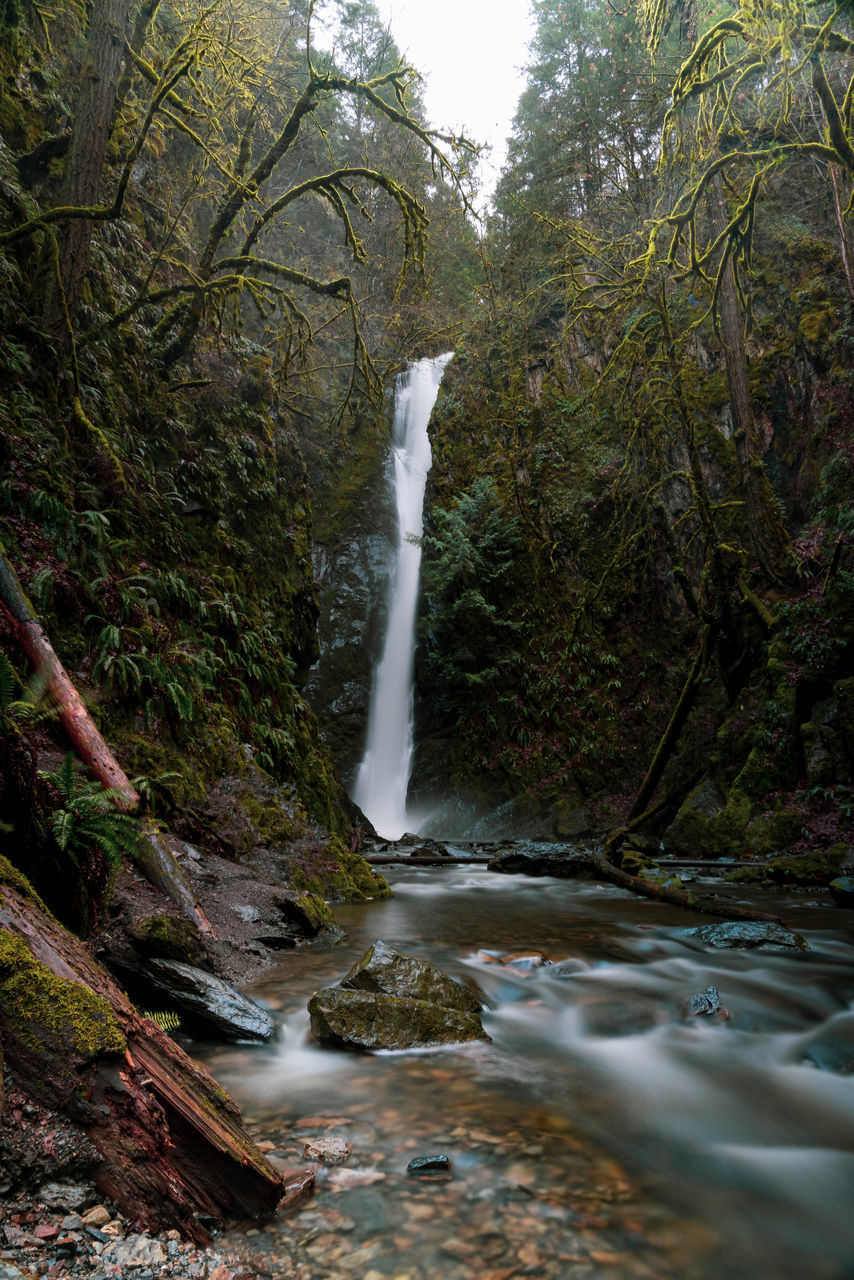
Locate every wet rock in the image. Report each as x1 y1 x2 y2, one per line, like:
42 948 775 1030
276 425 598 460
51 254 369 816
141 957 275 1041
101 1232 168 1269
678 921 808 952
307 987 489 1051
233 904 261 923
37 1182 91 1211
487 842 598 878
685 985 730 1018
829 876 854 907
302 1137 351 1164
127 913 208 966
0 1263 34 1280
407 1153 452 1180
81 1205 111 1227
341 939 482 1012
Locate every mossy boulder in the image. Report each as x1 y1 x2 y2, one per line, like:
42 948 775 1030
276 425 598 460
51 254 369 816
127 914 208 966
276 890 336 934
308 941 489 1051
829 876 854 907
288 837 391 902
728 847 845 887
307 987 489 1052
743 807 807 858
765 848 846 885
664 781 751 859
341 939 482 1013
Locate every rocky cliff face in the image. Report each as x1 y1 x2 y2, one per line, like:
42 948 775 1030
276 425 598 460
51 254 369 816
304 414 399 792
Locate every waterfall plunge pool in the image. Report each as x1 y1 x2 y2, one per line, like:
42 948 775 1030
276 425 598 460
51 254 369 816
198 864 854 1280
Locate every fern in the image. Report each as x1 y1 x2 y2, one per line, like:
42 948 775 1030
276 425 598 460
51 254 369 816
0 651 54 726
41 754 140 867
142 1009 181 1033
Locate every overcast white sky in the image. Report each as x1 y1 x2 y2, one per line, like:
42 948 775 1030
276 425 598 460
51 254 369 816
376 0 535 202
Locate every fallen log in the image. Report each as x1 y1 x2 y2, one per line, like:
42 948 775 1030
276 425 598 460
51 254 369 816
0 859 283 1240
592 852 786 926
0 538 213 936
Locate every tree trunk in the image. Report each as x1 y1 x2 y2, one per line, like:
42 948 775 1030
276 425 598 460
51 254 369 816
710 173 794 587
627 626 714 822
44 0 131 328
0 874 285 1240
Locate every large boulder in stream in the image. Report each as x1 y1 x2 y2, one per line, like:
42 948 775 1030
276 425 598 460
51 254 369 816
677 921 808 953
307 940 489 1051
486 842 599 878
142 957 275 1041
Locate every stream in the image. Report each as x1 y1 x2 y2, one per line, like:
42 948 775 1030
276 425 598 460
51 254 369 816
198 861 854 1280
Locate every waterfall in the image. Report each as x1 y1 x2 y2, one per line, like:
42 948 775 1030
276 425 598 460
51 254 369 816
353 353 453 839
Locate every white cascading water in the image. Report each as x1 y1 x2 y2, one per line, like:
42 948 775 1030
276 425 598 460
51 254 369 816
353 353 453 839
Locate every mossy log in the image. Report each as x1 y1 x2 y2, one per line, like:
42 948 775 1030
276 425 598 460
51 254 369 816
0 872 283 1240
0 539 213 936
592 851 786 925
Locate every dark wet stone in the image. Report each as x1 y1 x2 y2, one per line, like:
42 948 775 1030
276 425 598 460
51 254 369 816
487 842 598 878
142 957 275 1041
829 876 854 907
686 985 729 1017
678 921 808 952
307 987 489 1051
407 1153 452 1179
341 939 482 1012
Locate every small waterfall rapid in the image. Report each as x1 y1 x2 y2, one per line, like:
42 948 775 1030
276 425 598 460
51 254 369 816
353 353 452 839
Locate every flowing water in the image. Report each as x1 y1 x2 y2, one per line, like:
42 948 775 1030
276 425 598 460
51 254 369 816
352 354 453 840
200 864 854 1280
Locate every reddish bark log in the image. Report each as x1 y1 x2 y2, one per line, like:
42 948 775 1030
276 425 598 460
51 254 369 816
0 876 283 1240
0 541 214 936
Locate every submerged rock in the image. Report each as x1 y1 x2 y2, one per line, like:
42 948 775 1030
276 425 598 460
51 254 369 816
143 957 275 1040
308 941 489 1051
678 921 808 952
303 1136 351 1165
407 1153 452 1180
487 842 598 878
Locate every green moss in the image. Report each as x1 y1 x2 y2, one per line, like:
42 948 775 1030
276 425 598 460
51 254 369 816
798 307 834 347
0 929 126 1062
288 836 391 902
666 785 753 859
744 807 807 857
128 913 207 965
0 853 52 917
285 891 336 931
237 789 295 846
764 847 845 885
727 847 845 887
